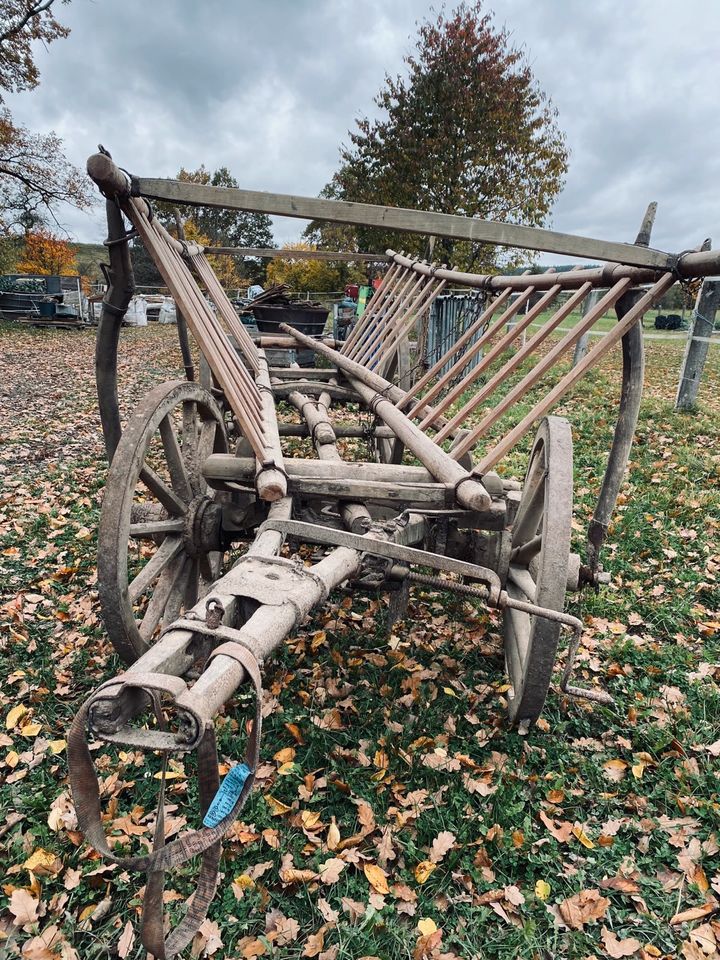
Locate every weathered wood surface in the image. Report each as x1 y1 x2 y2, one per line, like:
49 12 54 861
204 454 437 484
206 246 387 263
387 249 720 291
254 352 288 502
203 456 456 506
136 175 672 268
675 279 720 410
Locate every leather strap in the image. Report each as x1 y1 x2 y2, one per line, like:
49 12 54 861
68 646 263 958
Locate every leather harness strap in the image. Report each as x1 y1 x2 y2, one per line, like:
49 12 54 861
68 644 263 958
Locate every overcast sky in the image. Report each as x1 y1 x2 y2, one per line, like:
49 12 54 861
8 0 720 261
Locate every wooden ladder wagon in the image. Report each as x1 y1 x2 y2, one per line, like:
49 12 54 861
68 150 720 958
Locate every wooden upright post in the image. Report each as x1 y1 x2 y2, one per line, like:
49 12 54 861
675 279 720 411
572 289 601 367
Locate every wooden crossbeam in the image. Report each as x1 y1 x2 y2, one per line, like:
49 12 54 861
137 177 673 269
205 246 388 263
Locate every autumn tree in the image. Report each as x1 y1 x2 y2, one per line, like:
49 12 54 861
0 1 94 232
18 228 78 275
266 245 343 294
308 2 568 271
154 166 275 282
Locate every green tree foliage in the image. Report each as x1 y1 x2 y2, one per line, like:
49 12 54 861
153 166 275 282
310 1 568 271
129 238 163 289
266 244 343 294
0 2 94 233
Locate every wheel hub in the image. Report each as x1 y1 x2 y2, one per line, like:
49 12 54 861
183 496 223 556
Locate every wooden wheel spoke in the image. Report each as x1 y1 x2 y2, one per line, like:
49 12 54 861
129 518 185 538
139 465 187 516
512 466 547 546
162 556 193 627
128 535 183 603
510 533 542 565
506 564 537 603
505 603 530 680
159 414 193 501
184 559 200 610
197 418 217 465
139 554 187 640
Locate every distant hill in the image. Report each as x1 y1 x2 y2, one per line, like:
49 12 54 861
71 242 106 282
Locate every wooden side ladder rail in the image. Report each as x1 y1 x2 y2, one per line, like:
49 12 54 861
456 273 675 467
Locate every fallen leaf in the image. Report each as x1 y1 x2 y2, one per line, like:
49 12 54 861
558 889 610 929
417 918 438 936
535 879 551 901
24 848 62 877
414 860 437 884
601 926 642 957
671 902 718 925
603 759 629 782
572 824 595 849
118 920 135 958
303 928 325 957
9 888 40 926
364 863 389 895
319 858 345 884
6 704 28 730
539 810 574 842
280 867 319 885
429 830 456 864
266 795 292 816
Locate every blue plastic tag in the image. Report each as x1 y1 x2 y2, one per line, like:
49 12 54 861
203 763 251 828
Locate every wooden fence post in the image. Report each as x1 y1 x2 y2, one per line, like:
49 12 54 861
675 279 720 411
572 289 601 367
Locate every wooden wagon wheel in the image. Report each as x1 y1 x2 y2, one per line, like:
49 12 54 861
503 416 573 727
98 380 229 664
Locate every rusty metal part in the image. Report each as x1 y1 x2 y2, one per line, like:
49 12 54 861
256 518 502 602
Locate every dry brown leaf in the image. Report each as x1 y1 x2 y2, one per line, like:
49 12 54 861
539 810 574 843
9 888 39 926
364 862 389 895
429 830 456 864
603 759 629 782
356 801 376 834
600 876 641 894
238 937 267 958
327 818 340 851
269 914 301 946
671 902 718 925
376 826 396 867
601 926 642 957
558 889 610 929
23 848 62 877
317 898 339 924
341 897 366 921
319 858 345 884
118 920 135 959
280 866 319 885
303 928 326 958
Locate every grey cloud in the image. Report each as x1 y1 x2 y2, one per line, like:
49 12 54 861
7 0 720 258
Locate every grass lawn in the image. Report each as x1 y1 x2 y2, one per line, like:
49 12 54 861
0 319 718 960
